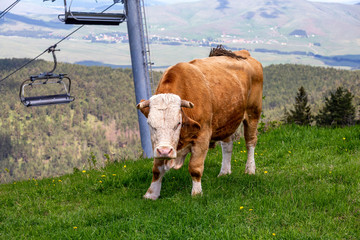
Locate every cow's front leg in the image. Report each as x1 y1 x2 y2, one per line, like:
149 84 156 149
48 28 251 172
189 144 208 196
218 137 233 177
144 159 168 200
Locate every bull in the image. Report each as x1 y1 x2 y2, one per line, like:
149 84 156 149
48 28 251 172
137 46 263 200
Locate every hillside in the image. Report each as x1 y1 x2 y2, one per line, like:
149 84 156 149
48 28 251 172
0 59 359 183
263 64 360 119
0 58 161 182
1 125 359 239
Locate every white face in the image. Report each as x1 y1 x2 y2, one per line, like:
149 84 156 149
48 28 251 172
147 94 182 159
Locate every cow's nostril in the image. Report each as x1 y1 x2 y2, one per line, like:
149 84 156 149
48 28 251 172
157 148 163 155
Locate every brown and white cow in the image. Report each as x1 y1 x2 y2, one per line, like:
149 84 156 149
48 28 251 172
137 46 263 200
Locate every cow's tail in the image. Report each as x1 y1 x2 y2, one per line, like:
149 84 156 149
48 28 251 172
209 45 248 60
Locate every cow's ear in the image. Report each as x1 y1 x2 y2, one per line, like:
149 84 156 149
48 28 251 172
136 99 150 118
181 111 201 139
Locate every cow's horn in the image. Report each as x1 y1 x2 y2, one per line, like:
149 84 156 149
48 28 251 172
181 100 194 108
137 100 150 109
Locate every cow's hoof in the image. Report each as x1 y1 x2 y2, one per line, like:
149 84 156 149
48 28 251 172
143 192 159 200
191 181 203 196
191 190 203 197
218 170 231 177
245 168 256 175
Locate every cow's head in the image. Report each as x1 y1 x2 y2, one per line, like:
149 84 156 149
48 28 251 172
137 93 200 159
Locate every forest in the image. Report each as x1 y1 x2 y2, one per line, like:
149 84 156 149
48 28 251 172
0 58 359 182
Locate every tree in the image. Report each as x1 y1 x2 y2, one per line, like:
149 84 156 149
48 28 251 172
283 86 312 125
316 87 355 126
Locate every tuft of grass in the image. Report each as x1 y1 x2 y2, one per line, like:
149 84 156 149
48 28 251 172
0 125 359 239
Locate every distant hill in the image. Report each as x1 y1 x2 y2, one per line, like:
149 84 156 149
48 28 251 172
0 0 359 68
146 0 360 41
0 13 71 30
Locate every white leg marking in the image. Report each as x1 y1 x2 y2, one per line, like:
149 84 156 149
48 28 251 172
144 180 162 200
144 165 167 200
191 180 203 196
245 146 256 175
218 141 233 177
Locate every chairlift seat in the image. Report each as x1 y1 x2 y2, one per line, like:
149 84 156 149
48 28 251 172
20 73 75 107
21 94 74 107
62 12 126 25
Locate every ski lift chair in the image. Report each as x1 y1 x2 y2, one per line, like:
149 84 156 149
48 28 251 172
19 45 75 107
58 0 126 25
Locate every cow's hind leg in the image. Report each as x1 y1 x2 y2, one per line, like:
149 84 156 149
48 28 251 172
144 159 169 200
243 116 259 175
218 137 233 177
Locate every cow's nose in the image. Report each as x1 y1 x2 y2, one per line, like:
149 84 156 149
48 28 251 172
157 147 172 156
155 146 176 159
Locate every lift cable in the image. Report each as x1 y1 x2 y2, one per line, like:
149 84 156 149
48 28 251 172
0 1 119 84
0 0 21 19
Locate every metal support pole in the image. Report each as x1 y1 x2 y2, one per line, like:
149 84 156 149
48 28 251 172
125 0 153 158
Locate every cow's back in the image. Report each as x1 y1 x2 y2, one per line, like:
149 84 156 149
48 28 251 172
155 53 263 141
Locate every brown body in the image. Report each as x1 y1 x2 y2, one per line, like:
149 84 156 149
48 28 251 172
156 50 263 147
138 48 263 199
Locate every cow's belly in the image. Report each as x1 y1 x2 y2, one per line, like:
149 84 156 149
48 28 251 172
211 107 245 141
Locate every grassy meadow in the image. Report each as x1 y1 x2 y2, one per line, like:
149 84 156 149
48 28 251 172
0 124 359 239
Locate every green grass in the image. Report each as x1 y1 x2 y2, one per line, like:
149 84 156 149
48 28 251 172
1 125 359 239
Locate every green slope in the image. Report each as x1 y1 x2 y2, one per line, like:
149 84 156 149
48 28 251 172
1 125 359 239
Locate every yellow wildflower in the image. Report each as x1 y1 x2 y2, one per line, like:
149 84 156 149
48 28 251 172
73 227 78 230
101 175 106 178
343 137 346 140
58 180 62 182
239 206 244 210
249 209 253 211
124 165 127 168
272 233 276 236
99 180 102 183
264 171 268 174
82 170 86 173
112 174 116 176
288 151 291 154
238 142 241 144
